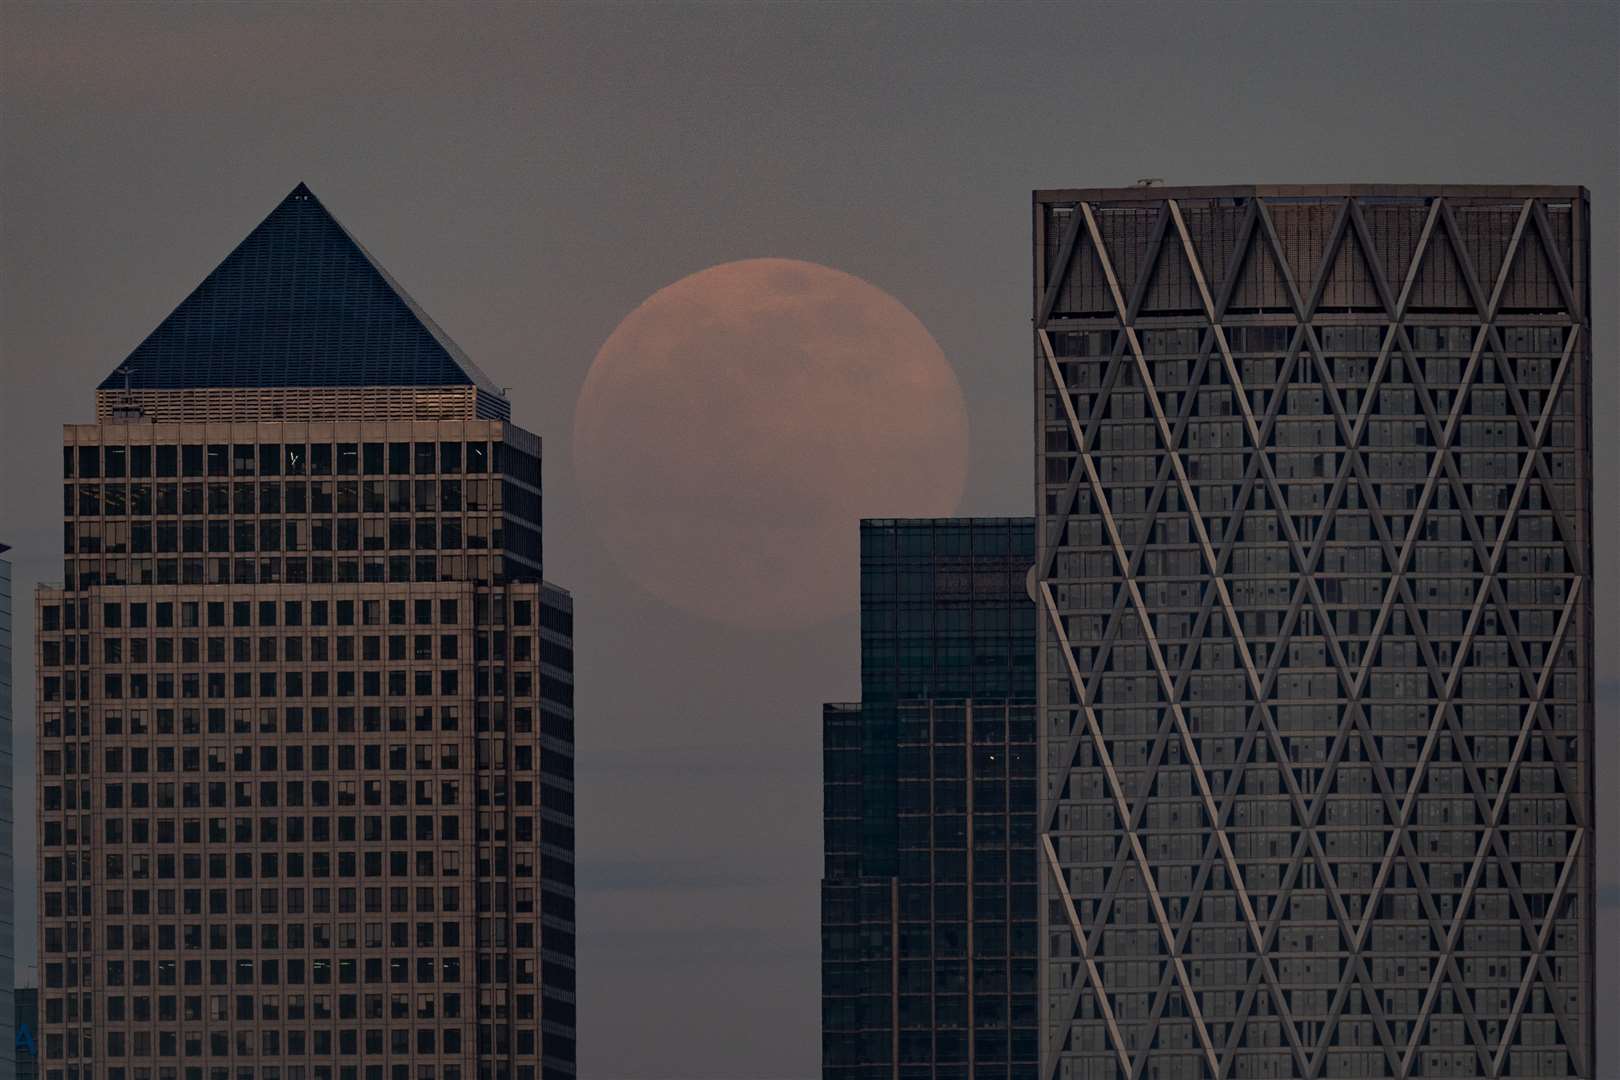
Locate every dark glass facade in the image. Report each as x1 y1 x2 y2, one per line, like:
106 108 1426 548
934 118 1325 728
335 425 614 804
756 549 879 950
18 986 38 1080
1034 186 1594 1079
856 518 1037 877
823 518 1039 1080
535 583 575 1075
1 543 13 1075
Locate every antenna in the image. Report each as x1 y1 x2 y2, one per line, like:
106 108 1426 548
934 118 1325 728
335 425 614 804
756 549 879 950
112 363 146 420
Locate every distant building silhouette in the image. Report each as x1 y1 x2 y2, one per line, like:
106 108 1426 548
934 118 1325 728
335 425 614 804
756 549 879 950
1033 185 1595 1079
33 184 575 1078
15 986 36 1080
1 542 13 1076
823 517 1038 1079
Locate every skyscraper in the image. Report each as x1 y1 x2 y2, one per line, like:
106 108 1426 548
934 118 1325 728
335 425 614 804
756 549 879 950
33 184 575 1079
823 517 1039 1080
1033 185 1593 1079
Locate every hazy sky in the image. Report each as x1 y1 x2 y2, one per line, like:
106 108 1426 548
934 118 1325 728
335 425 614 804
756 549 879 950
2 3 1616 1077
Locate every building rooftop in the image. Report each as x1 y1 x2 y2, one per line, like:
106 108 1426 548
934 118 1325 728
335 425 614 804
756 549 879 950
99 183 505 399
1034 182 1588 202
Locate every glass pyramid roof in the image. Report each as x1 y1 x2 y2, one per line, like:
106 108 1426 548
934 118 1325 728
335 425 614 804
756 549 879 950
98 183 505 398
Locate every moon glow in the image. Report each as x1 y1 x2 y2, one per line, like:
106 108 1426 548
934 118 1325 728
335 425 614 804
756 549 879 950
572 258 970 629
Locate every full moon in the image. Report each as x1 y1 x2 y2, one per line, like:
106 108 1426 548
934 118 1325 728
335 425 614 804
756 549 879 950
572 258 970 629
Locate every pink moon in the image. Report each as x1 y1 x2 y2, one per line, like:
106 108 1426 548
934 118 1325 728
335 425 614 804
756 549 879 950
572 258 970 628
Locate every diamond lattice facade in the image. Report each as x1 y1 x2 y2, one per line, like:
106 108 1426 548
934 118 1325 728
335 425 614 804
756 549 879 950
34 184 576 1080
1033 186 1593 1079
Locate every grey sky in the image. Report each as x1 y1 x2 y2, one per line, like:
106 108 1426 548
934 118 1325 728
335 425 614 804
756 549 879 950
2 3 1615 1076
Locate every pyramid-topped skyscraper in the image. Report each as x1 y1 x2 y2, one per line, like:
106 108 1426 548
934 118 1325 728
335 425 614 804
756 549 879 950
37 183 577 1078
98 183 509 421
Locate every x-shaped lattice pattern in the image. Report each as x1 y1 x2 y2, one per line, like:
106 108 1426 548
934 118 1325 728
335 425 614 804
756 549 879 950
1034 191 1592 1080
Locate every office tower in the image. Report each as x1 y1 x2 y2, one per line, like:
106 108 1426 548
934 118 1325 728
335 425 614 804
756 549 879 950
822 517 1039 1080
33 184 576 1080
1 542 12 1077
1033 185 1593 1079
